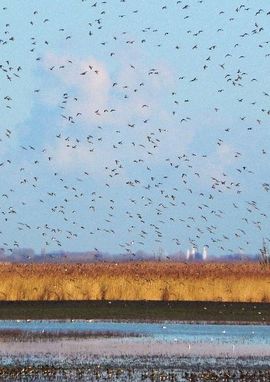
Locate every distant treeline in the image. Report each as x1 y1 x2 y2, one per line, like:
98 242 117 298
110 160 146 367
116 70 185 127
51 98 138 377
0 248 260 263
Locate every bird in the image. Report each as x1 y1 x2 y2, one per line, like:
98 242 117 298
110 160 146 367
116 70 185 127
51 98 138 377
0 0 268 262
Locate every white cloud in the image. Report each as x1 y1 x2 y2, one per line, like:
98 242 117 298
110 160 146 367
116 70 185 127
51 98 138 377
40 51 199 176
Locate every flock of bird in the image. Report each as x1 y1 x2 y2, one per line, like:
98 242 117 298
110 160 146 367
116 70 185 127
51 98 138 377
0 0 270 258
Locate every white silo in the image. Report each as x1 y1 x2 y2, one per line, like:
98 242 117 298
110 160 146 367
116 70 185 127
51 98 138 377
186 248 191 260
202 246 208 261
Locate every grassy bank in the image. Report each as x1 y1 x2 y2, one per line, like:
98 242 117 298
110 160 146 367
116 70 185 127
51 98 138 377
0 262 269 302
0 301 269 322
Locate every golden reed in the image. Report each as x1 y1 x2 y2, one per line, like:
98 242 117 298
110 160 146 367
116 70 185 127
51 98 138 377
0 262 269 302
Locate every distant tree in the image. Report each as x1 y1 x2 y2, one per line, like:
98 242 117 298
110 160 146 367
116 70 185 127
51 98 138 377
155 247 165 261
259 239 270 267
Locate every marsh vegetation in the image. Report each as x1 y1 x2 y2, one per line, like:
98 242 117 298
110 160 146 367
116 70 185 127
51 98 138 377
0 262 269 302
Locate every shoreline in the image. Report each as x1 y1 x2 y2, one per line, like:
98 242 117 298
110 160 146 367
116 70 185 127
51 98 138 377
0 318 269 325
0 354 269 382
0 337 269 358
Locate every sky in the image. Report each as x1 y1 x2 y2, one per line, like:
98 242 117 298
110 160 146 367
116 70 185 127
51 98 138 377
1 0 270 257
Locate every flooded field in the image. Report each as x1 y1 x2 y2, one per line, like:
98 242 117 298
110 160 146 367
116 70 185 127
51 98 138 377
0 320 269 381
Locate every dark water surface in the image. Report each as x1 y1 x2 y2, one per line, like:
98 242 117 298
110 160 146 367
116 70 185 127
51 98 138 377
0 301 269 322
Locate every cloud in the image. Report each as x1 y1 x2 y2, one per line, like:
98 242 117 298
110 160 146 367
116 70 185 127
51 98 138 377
41 51 177 128
42 52 112 124
39 51 199 178
190 142 238 191
47 140 105 174
216 142 236 166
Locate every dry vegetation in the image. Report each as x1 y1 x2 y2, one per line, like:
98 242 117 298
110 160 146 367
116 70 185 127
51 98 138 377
0 262 269 302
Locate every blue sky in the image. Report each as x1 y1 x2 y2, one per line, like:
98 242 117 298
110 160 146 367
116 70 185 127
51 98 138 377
1 0 270 257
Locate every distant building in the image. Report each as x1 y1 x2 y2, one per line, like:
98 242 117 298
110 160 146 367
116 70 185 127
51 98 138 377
186 246 206 262
202 246 208 261
191 247 197 257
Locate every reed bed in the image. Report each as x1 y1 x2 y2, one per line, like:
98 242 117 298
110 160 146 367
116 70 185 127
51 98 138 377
0 262 269 302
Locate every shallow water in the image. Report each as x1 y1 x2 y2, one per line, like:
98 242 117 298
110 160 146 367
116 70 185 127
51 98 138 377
0 320 269 381
1 319 269 343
